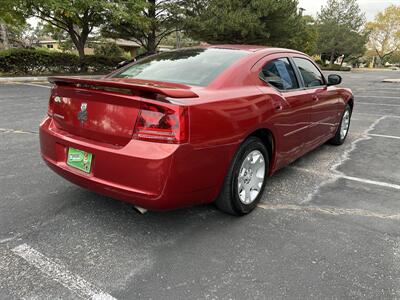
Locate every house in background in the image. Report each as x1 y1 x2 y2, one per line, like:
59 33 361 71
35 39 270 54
37 38 142 57
37 38 173 58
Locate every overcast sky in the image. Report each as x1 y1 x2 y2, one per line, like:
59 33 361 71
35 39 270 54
298 0 400 20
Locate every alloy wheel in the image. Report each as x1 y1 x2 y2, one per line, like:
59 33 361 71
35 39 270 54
237 150 266 204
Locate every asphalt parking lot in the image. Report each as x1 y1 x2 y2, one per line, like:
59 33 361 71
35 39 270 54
1 70 400 299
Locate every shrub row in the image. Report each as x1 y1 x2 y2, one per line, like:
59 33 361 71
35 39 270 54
320 64 351 72
0 48 124 75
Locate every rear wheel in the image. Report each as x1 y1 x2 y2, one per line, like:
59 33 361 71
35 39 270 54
215 137 269 216
329 104 352 145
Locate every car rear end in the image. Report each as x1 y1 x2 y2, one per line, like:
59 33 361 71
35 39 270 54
39 47 255 211
39 78 207 210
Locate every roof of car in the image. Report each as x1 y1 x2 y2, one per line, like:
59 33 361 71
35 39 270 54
205 44 304 55
207 44 270 52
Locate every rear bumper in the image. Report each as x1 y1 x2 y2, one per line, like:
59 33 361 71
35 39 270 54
39 117 234 210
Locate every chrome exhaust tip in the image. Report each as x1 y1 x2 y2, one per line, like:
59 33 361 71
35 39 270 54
133 206 147 214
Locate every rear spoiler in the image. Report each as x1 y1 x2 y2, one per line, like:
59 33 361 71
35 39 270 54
48 76 199 98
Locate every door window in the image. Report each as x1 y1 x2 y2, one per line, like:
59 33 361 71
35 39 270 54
260 58 299 91
293 58 325 87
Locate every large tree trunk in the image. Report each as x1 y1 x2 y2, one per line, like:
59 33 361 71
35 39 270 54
68 28 88 72
329 51 335 68
147 32 156 54
76 42 87 72
76 42 85 60
0 23 9 49
147 0 157 54
69 38 87 72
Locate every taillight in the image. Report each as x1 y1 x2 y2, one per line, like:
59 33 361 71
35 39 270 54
133 102 188 144
47 96 55 117
47 86 57 117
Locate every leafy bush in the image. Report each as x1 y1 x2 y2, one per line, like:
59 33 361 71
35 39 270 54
320 64 351 72
0 48 124 75
93 42 125 58
83 55 125 73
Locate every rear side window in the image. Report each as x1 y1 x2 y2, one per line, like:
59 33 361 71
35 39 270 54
260 58 299 91
293 57 325 87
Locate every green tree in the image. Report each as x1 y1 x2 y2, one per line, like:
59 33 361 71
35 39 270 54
183 0 310 51
0 0 26 49
316 0 366 67
161 31 199 48
102 0 182 55
291 15 318 55
12 0 124 64
367 5 400 66
387 51 400 65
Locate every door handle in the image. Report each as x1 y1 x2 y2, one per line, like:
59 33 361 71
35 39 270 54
312 95 319 101
275 104 283 111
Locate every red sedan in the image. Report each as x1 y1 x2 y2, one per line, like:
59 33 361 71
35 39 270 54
40 45 353 215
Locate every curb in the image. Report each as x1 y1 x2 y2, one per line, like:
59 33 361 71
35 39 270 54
0 76 50 82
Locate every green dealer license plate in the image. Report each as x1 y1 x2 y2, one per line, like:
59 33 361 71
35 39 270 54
67 147 93 173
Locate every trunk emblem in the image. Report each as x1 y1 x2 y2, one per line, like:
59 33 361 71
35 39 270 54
77 102 88 125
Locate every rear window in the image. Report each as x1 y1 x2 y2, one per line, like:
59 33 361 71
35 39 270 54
112 48 249 86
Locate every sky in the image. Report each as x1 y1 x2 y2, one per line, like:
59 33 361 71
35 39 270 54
298 0 400 20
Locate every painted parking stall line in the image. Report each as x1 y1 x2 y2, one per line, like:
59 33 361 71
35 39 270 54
354 112 400 118
357 102 400 107
0 128 38 134
369 133 400 140
12 244 116 300
16 82 52 89
356 95 400 99
341 175 400 190
291 166 400 191
257 203 400 220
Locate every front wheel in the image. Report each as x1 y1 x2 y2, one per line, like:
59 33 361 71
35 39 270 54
329 104 352 145
215 137 269 216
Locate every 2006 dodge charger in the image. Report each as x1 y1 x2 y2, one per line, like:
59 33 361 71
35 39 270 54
40 45 353 215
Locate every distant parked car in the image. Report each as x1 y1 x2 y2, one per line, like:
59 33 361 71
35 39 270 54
40 45 354 215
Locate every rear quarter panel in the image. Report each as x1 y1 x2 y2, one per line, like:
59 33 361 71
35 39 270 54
186 87 278 199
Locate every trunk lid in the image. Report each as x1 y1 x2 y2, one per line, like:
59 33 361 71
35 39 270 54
48 77 198 146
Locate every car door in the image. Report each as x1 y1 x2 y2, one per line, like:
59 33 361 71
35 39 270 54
254 55 314 168
292 57 340 147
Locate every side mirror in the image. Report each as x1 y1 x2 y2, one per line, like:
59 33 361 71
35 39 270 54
327 74 342 86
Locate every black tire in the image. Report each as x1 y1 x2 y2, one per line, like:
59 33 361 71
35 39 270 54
329 104 352 145
215 137 269 216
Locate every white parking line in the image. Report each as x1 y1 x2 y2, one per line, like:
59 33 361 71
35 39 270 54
16 82 51 89
257 203 400 220
356 95 400 99
357 102 400 107
12 244 116 300
291 166 400 190
355 91 400 94
354 87 400 90
370 133 400 140
358 88 400 91
353 112 400 118
300 116 391 203
341 175 400 190
0 128 38 134
0 235 20 244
